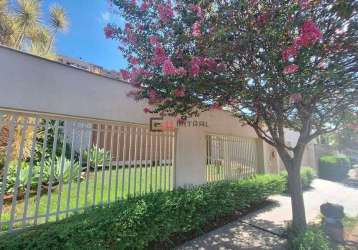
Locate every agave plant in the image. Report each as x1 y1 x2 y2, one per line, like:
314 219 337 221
42 156 83 185
82 146 111 169
0 161 40 194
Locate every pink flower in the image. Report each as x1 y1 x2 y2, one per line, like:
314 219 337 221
226 99 240 105
131 0 136 6
210 102 222 110
128 56 139 65
176 67 187 76
295 20 322 48
148 89 158 101
204 58 217 70
282 46 298 61
217 63 226 71
137 24 144 31
162 59 178 75
143 107 151 113
127 33 137 44
301 20 322 37
140 1 150 11
191 57 204 76
174 88 185 97
297 0 310 10
305 21 322 35
104 24 116 39
157 4 174 24
283 64 299 75
191 63 200 76
190 4 203 19
120 69 131 80
256 13 270 27
289 93 303 104
128 67 149 85
124 23 132 33
152 47 167 65
192 21 202 37
149 35 161 46
139 67 149 75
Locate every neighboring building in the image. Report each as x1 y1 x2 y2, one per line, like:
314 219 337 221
58 55 121 80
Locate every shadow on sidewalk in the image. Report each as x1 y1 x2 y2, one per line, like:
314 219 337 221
177 201 288 250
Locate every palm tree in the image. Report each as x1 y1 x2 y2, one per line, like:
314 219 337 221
0 0 69 163
46 4 68 54
13 0 42 49
0 0 15 46
29 26 56 59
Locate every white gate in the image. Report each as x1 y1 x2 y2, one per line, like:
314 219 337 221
206 134 258 182
0 110 175 231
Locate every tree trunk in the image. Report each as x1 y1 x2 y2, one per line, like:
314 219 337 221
286 160 307 232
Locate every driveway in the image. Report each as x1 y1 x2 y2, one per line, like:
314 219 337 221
177 178 358 250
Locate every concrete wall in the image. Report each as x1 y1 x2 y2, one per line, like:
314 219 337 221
0 46 317 187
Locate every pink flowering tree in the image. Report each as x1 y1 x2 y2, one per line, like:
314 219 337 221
106 0 358 231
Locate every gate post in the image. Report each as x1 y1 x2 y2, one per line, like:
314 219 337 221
174 127 206 187
256 139 266 174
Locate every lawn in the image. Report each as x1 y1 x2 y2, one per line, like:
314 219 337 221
1 165 173 230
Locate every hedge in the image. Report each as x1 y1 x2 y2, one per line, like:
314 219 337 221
0 175 285 250
319 154 351 181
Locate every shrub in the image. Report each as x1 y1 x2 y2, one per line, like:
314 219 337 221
42 156 83 185
34 120 76 165
0 174 285 250
0 161 40 194
281 167 316 192
82 146 111 168
319 154 351 181
300 167 316 189
0 150 5 170
287 225 333 250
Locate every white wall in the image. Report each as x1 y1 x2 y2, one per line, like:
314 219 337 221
0 46 316 187
0 46 150 124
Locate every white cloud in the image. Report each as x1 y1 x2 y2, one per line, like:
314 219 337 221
101 11 112 22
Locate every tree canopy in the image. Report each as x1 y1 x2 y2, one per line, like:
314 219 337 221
107 0 358 230
0 0 69 58
108 0 357 154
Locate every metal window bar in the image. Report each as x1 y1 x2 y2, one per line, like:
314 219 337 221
206 134 259 183
0 110 175 232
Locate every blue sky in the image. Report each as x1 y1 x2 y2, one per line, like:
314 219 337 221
40 0 126 71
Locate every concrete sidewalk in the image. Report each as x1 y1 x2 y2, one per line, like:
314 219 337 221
177 179 358 250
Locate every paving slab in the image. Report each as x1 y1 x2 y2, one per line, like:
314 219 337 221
176 220 287 250
177 178 358 249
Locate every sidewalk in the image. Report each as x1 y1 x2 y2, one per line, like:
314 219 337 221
177 178 358 250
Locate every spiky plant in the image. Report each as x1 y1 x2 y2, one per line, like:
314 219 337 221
13 0 42 49
0 0 15 46
46 4 68 53
29 26 56 59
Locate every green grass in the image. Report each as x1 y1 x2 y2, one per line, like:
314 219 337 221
343 215 358 231
1 165 173 230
